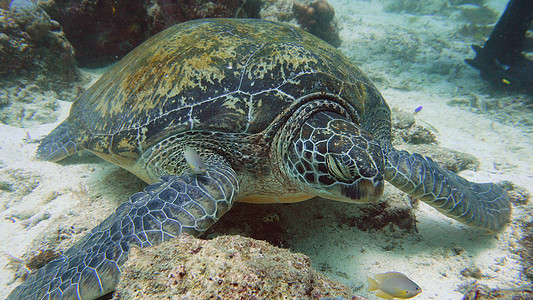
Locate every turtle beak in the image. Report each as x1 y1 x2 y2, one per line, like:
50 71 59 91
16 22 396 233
315 175 384 204
340 177 384 203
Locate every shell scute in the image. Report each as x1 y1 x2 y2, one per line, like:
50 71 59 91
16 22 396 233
64 18 385 163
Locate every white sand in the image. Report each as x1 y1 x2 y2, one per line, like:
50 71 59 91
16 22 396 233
0 1 531 299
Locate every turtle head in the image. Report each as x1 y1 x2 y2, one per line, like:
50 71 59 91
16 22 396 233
284 111 385 203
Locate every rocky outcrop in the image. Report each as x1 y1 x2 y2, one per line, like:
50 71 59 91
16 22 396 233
113 234 367 299
0 2 79 86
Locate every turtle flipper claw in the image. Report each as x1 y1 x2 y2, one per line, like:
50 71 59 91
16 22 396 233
7 161 238 300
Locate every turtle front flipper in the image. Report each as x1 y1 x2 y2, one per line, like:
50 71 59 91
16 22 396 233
36 121 81 162
7 158 239 300
385 149 511 232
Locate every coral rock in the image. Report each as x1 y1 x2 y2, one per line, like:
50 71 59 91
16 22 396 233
0 9 34 77
43 0 259 67
391 109 438 145
293 0 341 47
0 2 81 99
462 284 533 300
399 144 479 174
113 234 366 299
43 0 148 67
148 0 257 35
519 216 533 282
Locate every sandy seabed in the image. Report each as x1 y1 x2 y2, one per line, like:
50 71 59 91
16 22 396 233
0 0 531 299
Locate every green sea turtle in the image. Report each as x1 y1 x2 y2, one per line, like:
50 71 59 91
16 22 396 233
8 18 511 300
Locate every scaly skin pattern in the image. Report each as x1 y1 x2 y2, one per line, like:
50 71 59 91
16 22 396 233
10 19 511 300
8 159 238 299
385 150 510 231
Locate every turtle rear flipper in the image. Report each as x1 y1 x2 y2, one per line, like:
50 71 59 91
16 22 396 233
385 149 511 232
7 157 239 299
36 121 81 162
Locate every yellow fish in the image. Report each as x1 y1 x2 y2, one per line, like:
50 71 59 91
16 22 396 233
367 272 422 299
183 146 207 175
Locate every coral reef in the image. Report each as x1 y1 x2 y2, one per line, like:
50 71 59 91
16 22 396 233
41 0 147 67
113 234 367 299
519 215 533 282
40 0 262 67
150 0 341 48
0 10 34 77
10 0 52 41
403 144 479 173
293 0 341 47
391 108 438 145
0 1 83 127
334 194 418 232
259 0 294 22
147 0 259 35
39 0 340 66
462 284 533 300
0 4 78 83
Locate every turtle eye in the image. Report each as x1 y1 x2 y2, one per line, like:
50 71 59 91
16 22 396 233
325 153 357 182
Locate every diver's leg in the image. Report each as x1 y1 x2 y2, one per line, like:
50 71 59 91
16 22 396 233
484 0 533 64
465 0 533 92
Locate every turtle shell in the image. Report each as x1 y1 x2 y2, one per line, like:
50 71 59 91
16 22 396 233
67 18 388 166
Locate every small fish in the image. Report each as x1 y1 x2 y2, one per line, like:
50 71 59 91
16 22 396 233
367 272 422 299
413 106 423 114
184 146 207 175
